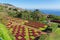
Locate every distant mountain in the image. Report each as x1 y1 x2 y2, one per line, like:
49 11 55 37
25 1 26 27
0 3 24 12
0 3 15 8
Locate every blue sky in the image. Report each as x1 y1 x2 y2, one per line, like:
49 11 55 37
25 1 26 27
0 0 60 9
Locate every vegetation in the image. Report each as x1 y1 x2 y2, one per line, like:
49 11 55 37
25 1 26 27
50 23 58 32
0 3 60 40
54 28 60 40
47 14 60 20
8 12 17 17
0 6 4 12
43 23 58 33
14 9 47 23
39 34 48 40
0 23 15 40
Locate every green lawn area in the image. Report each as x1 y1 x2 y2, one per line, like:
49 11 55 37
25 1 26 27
0 23 15 40
54 28 60 40
45 22 60 40
49 28 60 40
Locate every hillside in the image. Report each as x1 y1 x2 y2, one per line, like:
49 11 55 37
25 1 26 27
0 3 60 40
0 3 23 11
0 3 48 22
0 3 47 40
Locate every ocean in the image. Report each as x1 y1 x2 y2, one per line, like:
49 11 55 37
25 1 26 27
27 9 60 16
40 9 60 16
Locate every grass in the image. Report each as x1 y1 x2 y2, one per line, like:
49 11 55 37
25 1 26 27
54 28 60 40
0 23 14 40
49 28 60 40
0 12 59 40
45 23 60 40
48 23 60 40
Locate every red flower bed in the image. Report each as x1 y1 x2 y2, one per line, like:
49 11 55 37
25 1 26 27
28 28 41 37
25 21 46 28
6 24 46 40
6 21 12 26
5 18 47 40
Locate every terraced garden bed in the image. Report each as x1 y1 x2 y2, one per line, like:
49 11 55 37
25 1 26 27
25 21 47 30
5 17 47 40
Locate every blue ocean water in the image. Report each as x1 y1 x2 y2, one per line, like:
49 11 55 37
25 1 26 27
27 9 60 16
40 9 60 16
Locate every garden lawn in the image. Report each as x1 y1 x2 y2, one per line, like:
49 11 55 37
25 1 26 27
54 28 60 40
49 28 60 40
0 23 14 40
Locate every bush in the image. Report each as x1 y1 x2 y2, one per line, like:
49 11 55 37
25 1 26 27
50 23 58 32
39 34 48 40
58 25 60 28
42 26 52 33
8 12 17 17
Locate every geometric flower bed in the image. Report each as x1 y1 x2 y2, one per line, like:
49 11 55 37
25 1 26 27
4 17 47 40
6 21 46 40
6 24 46 40
25 21 47 30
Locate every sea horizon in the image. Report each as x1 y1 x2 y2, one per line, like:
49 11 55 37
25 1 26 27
26 9 60 16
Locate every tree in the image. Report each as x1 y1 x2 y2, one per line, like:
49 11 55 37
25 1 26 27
42 26 52 33
13 9 47 22
15 11 22 18
47 14 60 20
8 12 17 17
21 10 28 20
32 9 41 21
9 8 12 10
13 8 17 11
58 24 60 28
